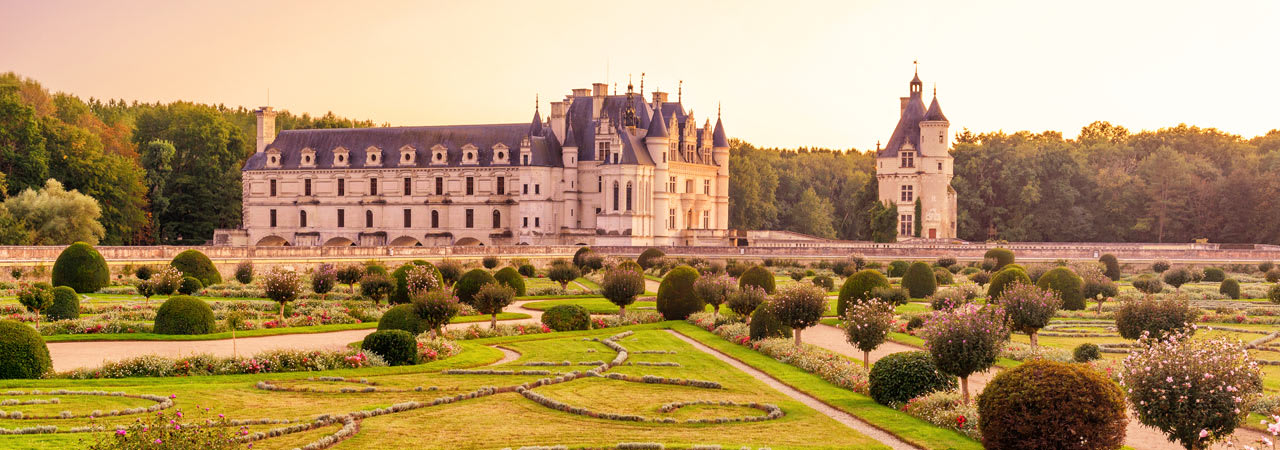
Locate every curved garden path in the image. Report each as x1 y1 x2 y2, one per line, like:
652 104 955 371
46 300 546 372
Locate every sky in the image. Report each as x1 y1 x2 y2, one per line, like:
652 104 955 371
2 0 1278 150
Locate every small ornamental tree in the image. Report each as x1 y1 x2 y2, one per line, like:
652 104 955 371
546 262 581 290
149 265 183 296
968 271 990 287
262 268 302 323
135 278 155 301
454 269 497 306
1151 259 1171 273
404 264 442 298
977 360 1127 450
392 261 442 304
134 265 152 281
435 260 464 286
984 247 1015 270
412 289 461 336
234 261 254 284
1114 295 1195 340
1162 267 1192 290
837 269 891 317
726 285 767 322
997 281 1061 349
481 255 499 269
920 303 1011 403
767 284 827 345
1121 328 1262 450
579 253 605 274
842 300 894 368
360 273 396 304
1099 253 1122 281
336 264 363 292
471 283 515 329
572 246 593 268
693 273 736 317
311 264 336 295
1132 274 1165 294
600 266 645 317
901 261 938 298
738 265 776 294
16 283 53 331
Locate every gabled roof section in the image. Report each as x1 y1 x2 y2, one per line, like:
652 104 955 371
646 106 668 138
712 117 729 148
616 125 655 166
243 124 554 170
880 94 927 158
924 95 948 122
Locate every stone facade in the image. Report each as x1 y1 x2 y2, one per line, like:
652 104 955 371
216 80 729 247
875 70 958 240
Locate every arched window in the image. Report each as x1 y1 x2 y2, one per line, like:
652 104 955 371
492 210 501 228
299 210 307 228
625 182 633 211
612 181 620 211
365 210 373 228
431 210 439 228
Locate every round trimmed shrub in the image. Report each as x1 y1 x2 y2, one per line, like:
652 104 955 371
361 330 418 366
572 247 593 267
517 264 536 277
637 248 666 270
933 267 954 286
868 351 957 406
887 260 909 278
1266 268 1280 283
1269 284 1280 305
738 265 775 294
178 276 203 295
541 304 591 331
153 295 215 335
1035 267 1084 310
377 304 428 335
234 261 254 284
1162 267 1192 290
1219 278 1241 299
1151 259 1171 273
1099 254 1121 281
391 260 442 304
748 303 792 340
51 242 109 294
493 267 526 296
481 255 499 269
47 286 80 321
901 262 937 298
365 262 388 276
977 360 1126 450
984 248 1015 270
1132 274 1164 294
987 266 1031 301
135 265 153 281
1073 343 1101 362
811 275 834 291
453 268 495 306
837 270 891 317
0 320 51 379
1202 267 1225 283
170 249 221 287
658 265 703 320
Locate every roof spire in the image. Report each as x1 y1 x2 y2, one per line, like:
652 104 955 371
717 102 721 119
678 80 683 103
535 93 539 113
913 59 918 75
932 84 936 97
640 72 645 96
646 104 668 138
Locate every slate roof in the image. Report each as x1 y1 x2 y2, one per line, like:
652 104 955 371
924 95 947 122
712 117 729 148
647 106 669 138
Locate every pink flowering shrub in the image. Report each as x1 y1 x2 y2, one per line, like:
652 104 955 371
262 268 303 322
901 390 980 440
693 273 736 316
1121 326 1262 449
444 322 552 340
416 336 462 362
996 281 1061 349
919 303 1010 403
842 300 894 368
83 408 241 450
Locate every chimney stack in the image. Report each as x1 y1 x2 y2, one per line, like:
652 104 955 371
651 91 668 105
899 97 909 116
254 106 277 153
592 83 608 98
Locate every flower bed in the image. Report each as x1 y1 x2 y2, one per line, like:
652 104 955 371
701 321 870 394
900 390 980 440
61 349 388 379
445 323 553 340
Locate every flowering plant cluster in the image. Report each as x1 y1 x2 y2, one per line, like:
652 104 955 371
704 319 870 394
62 349 388 379
415 336 462 362
996 281 1061 348
83 408 242 450
692 273 736 315
444 322 553 340
592 311 663 329
842 300 894 367
900 390 981 440
405 265 441 296
918 303 1010 403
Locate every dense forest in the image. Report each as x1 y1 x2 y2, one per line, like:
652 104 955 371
2 72 1279 245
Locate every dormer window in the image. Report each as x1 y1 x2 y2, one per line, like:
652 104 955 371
461 144 478 165
430 144 448 166
900 151 915 168
265 148 282 168
332 146 349 167
492 143 509 164
300 147 316 168
399 145 416 166
366 146 381 166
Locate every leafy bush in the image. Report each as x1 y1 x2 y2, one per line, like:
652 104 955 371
987 266 1030 301
153 295 215 335
738 265 776 294
377 304 428 335
517 264 536 277
262 268 302 322
978 360 1126 450
435 260 463 286
902 262 938 298
767 284 827 345
412 289 461 334
1269 284 1280 305
17 283 53 328
546 261 581 289
1082 273 1118 301
0 320 51 379
1202 267 1226 283
391 260 441 304
359 273 395 303
727 285 767 319
51 242 109 294
170 249 221 286
811 275 834 291
657 265 703 320
134 265 153 281
1034 267 1084 310
888 260 909 277
1261 261 1276 274
471 283 515 328
868 351 957 406
693 273 735 315
984 248 1015 270
1266 268 1280 283
1073 343 1101 362
968 271 990 286
541 304 591 331
84 408 239 450
997 282 1061 348
749 303 792 340
935 257 957 268
309 264 336 295
837 269 890 317
1162 267 1192 290
1151 259 1171 273
47 286 80 321
335 264 363 290
361 330 418 366
482 255 499 269
572 246 593 267
1132 274 1165 294
930 287 975 311
843 301 894 367
870 286 909 306
234 261 253 284
933 267 954 286
1099 254 1121 281
600 267 645 316
493 266 526 296
454 268 496 306
1219 278 1241 299
178 276 203 295
1114 295 1195 339
1121 328 1262 450
920 304 1010 402
148 266 182 296
637 247 666 270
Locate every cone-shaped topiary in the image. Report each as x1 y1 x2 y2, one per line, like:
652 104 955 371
391 260 442 304
1035 267 1085 310
868 351 957 406
737 265 776 294
170 249 221 287
748 303 792 340
377 304 428 335
153 295 216 335
0 320 51 379
977 360 1126 450
657 265 703 320
51 242 109 294
1099 254 1121 281
637 248 666 270
984 248 1015 270
1220 278 1241 300
987 266 1031 301
454 269 496 306
541 304 591 331
47 286 80 321
493 266 526 296
361 330 418 366
837 270 891 317
901 262 938 298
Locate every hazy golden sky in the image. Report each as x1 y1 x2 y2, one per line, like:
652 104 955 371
2 0 1277 149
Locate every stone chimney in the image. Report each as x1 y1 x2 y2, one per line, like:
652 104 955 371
592 83 608 97
572 88 590 97
651 91 668 105
899 97 909 116
255 106 277 153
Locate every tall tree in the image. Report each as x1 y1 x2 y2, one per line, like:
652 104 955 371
140 139 176 242
0 85 48 196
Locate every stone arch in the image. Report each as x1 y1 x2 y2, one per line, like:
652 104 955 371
389 236 423 247
255 235 290 247
454 237 484 246
323 237 356 247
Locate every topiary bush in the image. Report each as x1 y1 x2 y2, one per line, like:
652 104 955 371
738 265 776 294
1099 254 1121 281
1073 343 1101 362
1034 267 1084 310
1266 268 1280 283
767 284 827 345
887 260 909 278
391 261 442 304
933 267 954 286
1219 278 1241 300
1115 295 1195 340
1162 267 1192 290
837 269 890 317
968 271 990 287
920 304 1010 403
1151 259 1171 273
868 351 957 406
987 266 1031 301
1132 274 1164 294
1261 261 1276 274
637 248 666 270
902 262 937 298
361 330 418 366
601 266 646 316
811 275 834 291
935 256 957 269
360 273 396 304
47 286 80 321
1269 284 1280 305
1202 267 1225 283
234 261 253 284
0 320 51 379
657 265 703 320
984 248 1015 270
517 264 536 277
377 304 428 335
541 304 591 331
748 303 792 340
546 261 581 289
170 249 221 287
178 276 203 295
493 266 526 296
412 289 461 335
572 247 593 267
435 260 463 286
481 255 499 269
472 283 516 328
51 242 110 294
977 360 1126 450
727 285 767 319
135 265 153 281
453 268 496 306
153 295 216 335
870 286 909 306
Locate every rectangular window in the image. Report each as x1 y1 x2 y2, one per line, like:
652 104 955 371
668 209 676 229
299 211 307 228
523 184 529 194
901 185 914 203
938 162 943 171
685 179 694 193
496 177 505 195
435 177 443 195
597 176 602 192
304 179 312 196
431 210 439 228
534 184 540 195
269 179 277 197
535 217 540 227
337 179 345 196
404 177 412 195
900 214 914 236
337 209 345 228
269 209 277 227
703 179 710 195
703 210 710 229
667 176 676 192
523 217 528 228
403 209 412 227
901 152 915 168
465 209 474 228
370 178 378 195
466 177 474 195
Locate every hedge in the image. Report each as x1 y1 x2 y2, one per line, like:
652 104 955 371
837 270 890 317
901 262 938 298
361 330 418 366
453 269 495 306
51 242 109 294
0 320 51 379
1035 267 1084 310
738 265 775 294
657 266 703 320
170 249 222 286
153 296 216 335
47 286 81 321
541 304 591 331
493 267 526 296
868 351 957 406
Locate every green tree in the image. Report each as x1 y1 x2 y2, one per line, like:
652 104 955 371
3 179 104 244
140 139 175 242
788 187 836 238
868 200 897 243
0 83 48 196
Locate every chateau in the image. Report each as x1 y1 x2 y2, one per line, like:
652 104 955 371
214 80 730 247
875 70 957 240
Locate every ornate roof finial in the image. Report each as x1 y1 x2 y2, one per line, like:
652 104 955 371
717 102 721 119
535 93 539 113
876 140 881 151
933 84 936 97
640 72 645 96
678 80 683 103
913 59 918 75
627 74 633 93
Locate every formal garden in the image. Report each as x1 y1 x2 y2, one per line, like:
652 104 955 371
3 244 1280 449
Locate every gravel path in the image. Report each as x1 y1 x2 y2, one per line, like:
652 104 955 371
487 346 521 366
667 329 917 450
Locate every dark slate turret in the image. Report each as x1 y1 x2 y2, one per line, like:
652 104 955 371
879 73 929 158
529 109 543 135
712 116 729 148
924 94 947 122
562 115 578 148
646 105 668 138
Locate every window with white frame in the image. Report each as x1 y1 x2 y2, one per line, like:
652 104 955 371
901 185 914 203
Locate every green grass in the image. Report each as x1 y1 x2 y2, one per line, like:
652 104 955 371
39 312 530 342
